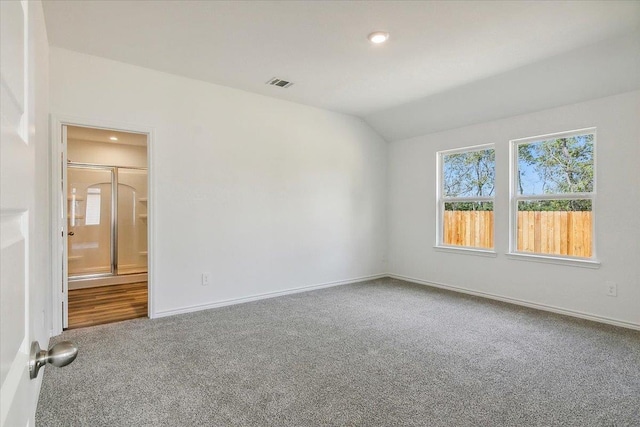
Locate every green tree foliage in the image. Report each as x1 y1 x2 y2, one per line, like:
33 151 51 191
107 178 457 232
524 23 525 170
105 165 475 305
518 134 593 211
443 149 494 211
445 201 493 212
518 200 592 212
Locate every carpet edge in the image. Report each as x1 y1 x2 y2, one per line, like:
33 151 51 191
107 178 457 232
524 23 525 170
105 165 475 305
153 273 388 319
389 273 640 331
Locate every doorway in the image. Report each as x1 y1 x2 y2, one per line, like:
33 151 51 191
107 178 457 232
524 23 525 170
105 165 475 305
64 125 149 329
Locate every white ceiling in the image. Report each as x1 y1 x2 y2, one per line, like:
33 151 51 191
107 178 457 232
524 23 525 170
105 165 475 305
43 1 640 118
367 31 640 141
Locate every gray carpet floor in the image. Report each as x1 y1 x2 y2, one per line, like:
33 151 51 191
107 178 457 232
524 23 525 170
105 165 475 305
37 278 640 426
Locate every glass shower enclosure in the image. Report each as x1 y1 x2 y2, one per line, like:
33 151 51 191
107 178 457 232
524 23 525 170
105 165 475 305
67 165 148 279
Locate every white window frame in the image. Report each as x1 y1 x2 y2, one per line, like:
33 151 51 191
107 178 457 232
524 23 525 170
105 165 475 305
508 127 599 268
435 143 496 256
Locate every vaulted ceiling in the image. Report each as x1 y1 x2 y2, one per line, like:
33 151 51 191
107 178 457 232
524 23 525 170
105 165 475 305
43 1 640 140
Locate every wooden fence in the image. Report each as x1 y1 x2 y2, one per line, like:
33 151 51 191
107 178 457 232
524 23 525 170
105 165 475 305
443 211 592 257
443 211 494 250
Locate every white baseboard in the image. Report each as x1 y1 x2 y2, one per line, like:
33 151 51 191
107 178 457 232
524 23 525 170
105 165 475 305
153 273 387 319
388 273 640 331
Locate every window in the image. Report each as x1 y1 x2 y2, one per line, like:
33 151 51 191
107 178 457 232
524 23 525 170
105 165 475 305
437 145 495 251
510 128 595 260
85 187 102 226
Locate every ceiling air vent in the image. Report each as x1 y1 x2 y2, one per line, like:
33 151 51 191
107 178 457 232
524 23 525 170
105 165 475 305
266 77 294 88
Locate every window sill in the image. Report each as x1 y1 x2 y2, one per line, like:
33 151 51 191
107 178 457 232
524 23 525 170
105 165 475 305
434 246 497 258
506 252 601 269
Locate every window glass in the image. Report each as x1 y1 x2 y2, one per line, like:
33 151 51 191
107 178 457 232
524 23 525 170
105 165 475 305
439 146 495 250
512 130 595 259
85 188 102 226
517 134 593 196
516 200 592 258
443 149 495 197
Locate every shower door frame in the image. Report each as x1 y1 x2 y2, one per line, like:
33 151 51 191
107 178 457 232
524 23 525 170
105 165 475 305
66 163 117 280
51 115 155 334
67 163 149 281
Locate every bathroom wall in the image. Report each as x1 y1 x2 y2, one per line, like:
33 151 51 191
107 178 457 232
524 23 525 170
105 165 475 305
67 138 147 168
67 136 149 288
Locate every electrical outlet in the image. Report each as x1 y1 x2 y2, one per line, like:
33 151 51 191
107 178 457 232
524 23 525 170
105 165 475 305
605 281 617 297
202 272 211 286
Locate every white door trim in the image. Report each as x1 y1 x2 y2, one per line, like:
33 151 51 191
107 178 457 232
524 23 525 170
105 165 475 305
50 115 155 336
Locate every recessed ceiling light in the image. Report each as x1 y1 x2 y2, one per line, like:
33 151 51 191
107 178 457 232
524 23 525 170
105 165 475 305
368 31 389 44
109 136 118 141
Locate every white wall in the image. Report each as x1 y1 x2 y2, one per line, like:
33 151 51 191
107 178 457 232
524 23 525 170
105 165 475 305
68 139 147 168
388 90 640 327
50 47 387 316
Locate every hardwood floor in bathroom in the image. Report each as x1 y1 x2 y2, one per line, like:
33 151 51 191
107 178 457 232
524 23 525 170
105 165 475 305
67 282 148 329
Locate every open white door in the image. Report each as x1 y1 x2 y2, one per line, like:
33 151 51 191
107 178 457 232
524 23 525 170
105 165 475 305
0 1 36 425
1 1 64 425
